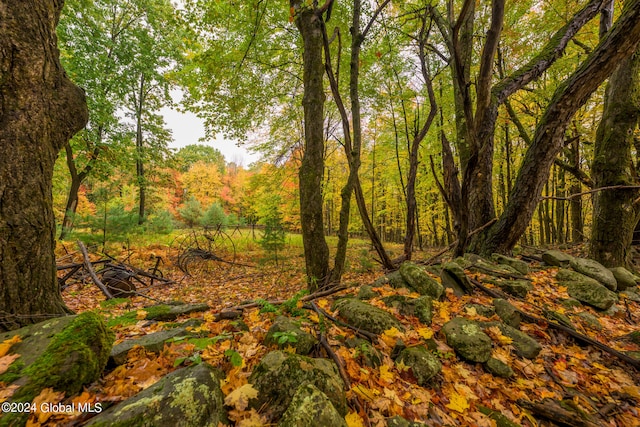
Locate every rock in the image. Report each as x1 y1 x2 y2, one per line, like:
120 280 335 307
544 310 575 329
484 358 513 378
491 254 530 275
382 295 433 325
264 316 318 355
566 281 617 310
86 363 226 427
493 299 521 328
8 312 113 403
603 304 624 317
626 351 640 361
387 415 428 427
560 298 583 309
399 262 444 299
542 250 574 267
609 267 638 291
279 384 347 427
345 338 383 368
249 351 347 421
464 304 496 317
570 258 617 291
441 318 492 363
478 406 520 427
440 262 473 296
372 271 410 290
576 312 602 330
333 298 404 335
110 328 187 366
621 289 640 302
493 280 532 298
395 346 441 386
357 285 379 300
622 331 640 345
496 324 542 359
556 269 601 286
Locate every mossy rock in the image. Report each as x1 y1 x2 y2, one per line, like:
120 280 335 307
478 406 520 427
398 262 443 299
484 358 513 378
576 312 603 330
332 299 404 335
544 310 575 330
107 303 209 327
491 254 529 275
357 285 380 300
10 312 113 403
86 363 226 427
556 269 601 286
566 280 617 310
382 296 433 325
570 258 617 291
372 271 410 290
278 384 346 427
494 280 532 298
542 250 574 267
395 346 441 386
493 299 521 328
441 318 492 363
264 316 318 355
345 338 383 368
560 298 583 309
465 304 496 317
440 262 473 296
249 351 347 422
609 267 638 291
492 323 541 359
623 330 640 345
621 289 640 302
387 415 428 427
109 328 187 366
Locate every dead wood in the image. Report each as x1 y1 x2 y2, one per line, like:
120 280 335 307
77 241 113 299
517 399 601 427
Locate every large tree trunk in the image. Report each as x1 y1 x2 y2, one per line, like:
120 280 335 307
136 74 146 225
589 47 640 267
0 0 88 330
479 0 640 255
292 2 330 289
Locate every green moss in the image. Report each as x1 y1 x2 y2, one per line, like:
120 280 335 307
100 298 131 308
0 359 24 384
107 305 172 327
13 312 114 402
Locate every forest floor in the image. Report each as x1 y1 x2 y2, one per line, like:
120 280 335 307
11 234 640 425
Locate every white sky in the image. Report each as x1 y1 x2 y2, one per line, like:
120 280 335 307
161 105 260 167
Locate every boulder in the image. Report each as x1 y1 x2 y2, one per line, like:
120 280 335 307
491 254 530 275
264 316 317 355
478 406 520 427
544 310 575 330
555 269 601 287
621 289 640 302
542 250 574 267
576 312 603 330
382 295 433 325
570 258 617 291
566 281 617 310
249 351 347 421
345 338 383 368
440 262 473 296
493 299 521 329
110 328 187 366
484 358 513 378
496 324 542 359
395 346 441 386
372 271 410 290
464 304 496 318
333 299 404 335
609 267 638 291
493 280 532 298
441 318 492 363
86 363 226 427
399 262 444 299
560 298 583 309
357 285 379 300
278 384 346 427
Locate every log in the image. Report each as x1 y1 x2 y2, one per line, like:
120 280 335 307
518 399 601 427
77 241 114 299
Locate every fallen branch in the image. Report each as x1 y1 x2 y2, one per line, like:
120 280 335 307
469 277 640 370
77 241 114 299
517 399 601 427
229 285 349 311
303 302 379 344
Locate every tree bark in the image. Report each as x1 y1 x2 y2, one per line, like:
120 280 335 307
479 0 640 255
291 1 330 289
589 47 640 267
0 0 88 330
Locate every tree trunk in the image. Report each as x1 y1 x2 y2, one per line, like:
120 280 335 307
292 2 330 289
136 74 146 225
589 47 640 267
479 0 640 255
0 0 88 330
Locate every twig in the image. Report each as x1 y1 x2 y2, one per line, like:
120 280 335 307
303 302 378 344
540 184 640 201
319 332 351 390
77 241 113 299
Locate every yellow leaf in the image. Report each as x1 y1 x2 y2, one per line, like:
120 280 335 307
445 391 470 413
236 409 264 427
416 327 434 340
379 364 394 383
308 312 320 323
381 327 402 347
224 384 259 411
486 326 513 345
0 335 21 357
352 384 376 402
136 310 147 320
345 411 366 427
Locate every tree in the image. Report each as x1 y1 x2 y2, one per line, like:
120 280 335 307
0 0 88 330
173 144 226 173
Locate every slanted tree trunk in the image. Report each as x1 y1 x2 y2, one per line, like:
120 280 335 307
135 73 147 225
589 47 640 267
479 0 640 255
0 0 88 330
291 1 330 289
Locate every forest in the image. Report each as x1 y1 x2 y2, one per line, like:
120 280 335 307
1 0 640 426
